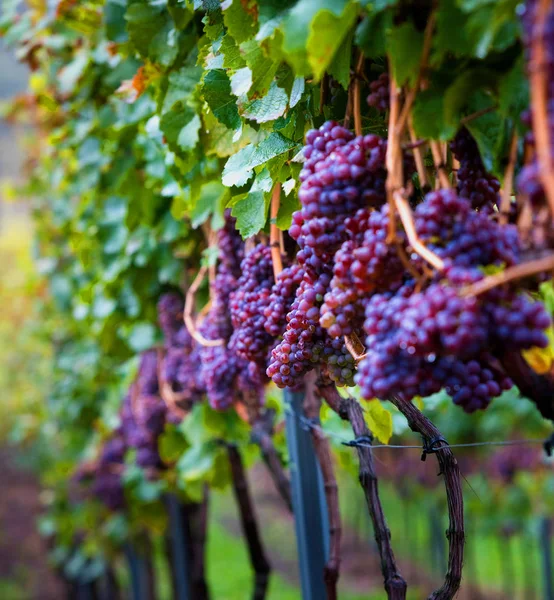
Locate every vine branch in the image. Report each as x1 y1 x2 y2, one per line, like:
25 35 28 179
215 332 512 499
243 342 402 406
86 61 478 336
461 253 554 297
184 266 224 347
499 133 518 225
387 396 464 600
251 412 293 512
529 0 554 217
318 384 407 600
227 443 271 600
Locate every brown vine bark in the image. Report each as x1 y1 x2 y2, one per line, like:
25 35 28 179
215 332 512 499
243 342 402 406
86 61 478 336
499 349 554 423
304 376 341 600
188 489 211 600
387 395 464 600
226 443 271 600
318 384 407 600
251 412 293 512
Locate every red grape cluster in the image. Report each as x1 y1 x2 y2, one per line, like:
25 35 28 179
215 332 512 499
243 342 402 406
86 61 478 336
450 128 501 211
366 73 390 112
320 205 405 339
353 189 550 411
229 244 276 365
290 121 387 278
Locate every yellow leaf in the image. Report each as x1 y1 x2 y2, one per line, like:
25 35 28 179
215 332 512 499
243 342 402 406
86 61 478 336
362 399 393 445
522 346 553 374
413 395 424 410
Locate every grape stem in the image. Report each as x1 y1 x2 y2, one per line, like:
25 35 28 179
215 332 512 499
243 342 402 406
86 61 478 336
429 141 451 189
388 395 464 600
304 372 341 600
461 253 554 297
184 266 224 347
344 331 366 362
408 117 429 189
393 190 446 271
499 133 518 225
156 348 188 419
318 384 408 600
459 105 497 125
386 75 402 242
353 52 365 137
226 443 271 600
529 0 554 217
270 184 283 281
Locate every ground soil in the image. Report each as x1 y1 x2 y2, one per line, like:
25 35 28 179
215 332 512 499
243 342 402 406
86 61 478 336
0 449 66 599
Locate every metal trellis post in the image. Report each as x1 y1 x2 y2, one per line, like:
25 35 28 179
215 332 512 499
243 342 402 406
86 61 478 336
284 387 329 600
124 541 155 600
540 517 554 600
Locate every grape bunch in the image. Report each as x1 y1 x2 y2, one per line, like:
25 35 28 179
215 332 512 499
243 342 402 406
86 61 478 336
290 121 387 279
450 128 501 211
414 189 519 268
263 264 305 337
122 350 167 468
157 293 205 412
320 205 405 339
200 213 266 410
366 73 390 113
79 429 127 511
229 244 276 365
353 189 551 412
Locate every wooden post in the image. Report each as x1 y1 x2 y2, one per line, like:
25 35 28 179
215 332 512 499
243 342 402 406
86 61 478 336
284 387 329 600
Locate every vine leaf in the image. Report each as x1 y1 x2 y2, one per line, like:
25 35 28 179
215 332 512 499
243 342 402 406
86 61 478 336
362 399 393 445
222 133 298 187
239 81 288 123
202 69 242 130
230 169 273 238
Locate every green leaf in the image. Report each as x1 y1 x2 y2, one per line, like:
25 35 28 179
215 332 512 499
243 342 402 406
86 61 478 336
355 10 392 58
159 426 187 464
222 133 298 187
162 63 203 114
239 80 288 123
126 323 157 352
275 185 300 230
230 67 253 96
125 2 179 67
327 28 354 89
221 35 247 70
177 442 216 482
362 399 393 444
230 169 273 238
202 69 241 130
498 56 529 127
160 106 201 153
190 181 227 228
222 0 258 44
465 95 507 177
289 76 305 108
387 22 424 87
281 0 358 79
240 39 280 98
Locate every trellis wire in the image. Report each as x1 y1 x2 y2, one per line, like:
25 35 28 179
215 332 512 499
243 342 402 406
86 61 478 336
284 404 550 453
